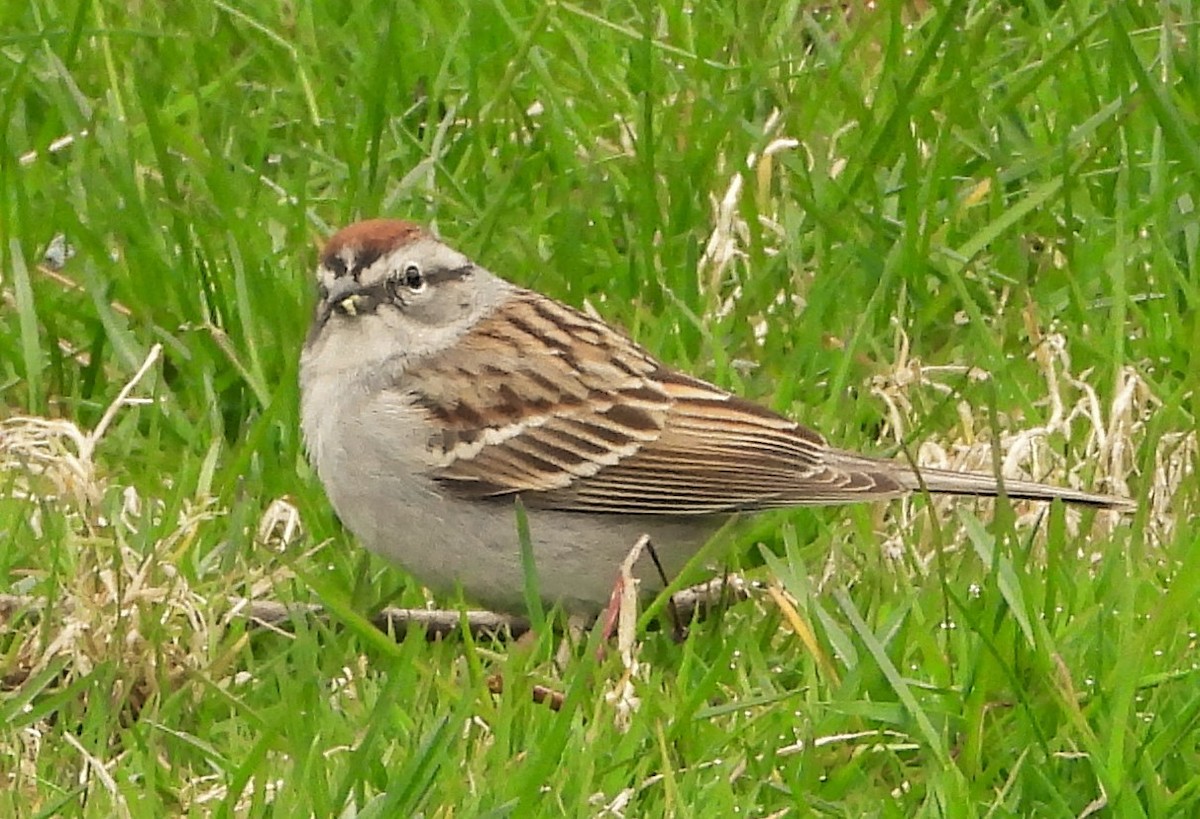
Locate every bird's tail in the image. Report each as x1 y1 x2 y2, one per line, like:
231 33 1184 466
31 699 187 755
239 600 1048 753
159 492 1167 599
897 465 1134 511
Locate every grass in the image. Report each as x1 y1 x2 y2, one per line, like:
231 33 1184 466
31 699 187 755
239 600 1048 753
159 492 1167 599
1 0 1198 815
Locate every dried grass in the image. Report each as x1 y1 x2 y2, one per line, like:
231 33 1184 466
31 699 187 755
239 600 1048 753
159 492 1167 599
0 345 302 808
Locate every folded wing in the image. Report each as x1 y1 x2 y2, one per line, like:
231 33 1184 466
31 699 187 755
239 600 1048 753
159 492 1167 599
409 291 909 515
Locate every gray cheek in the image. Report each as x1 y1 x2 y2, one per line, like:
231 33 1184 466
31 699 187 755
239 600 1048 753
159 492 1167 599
405 302 441 327
412 292 471 326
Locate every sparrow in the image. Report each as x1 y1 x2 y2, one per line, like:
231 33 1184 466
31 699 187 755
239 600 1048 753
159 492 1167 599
299 219 1133 614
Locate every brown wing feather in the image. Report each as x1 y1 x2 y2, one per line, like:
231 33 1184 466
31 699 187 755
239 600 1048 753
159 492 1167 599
536 372 908 513
409 291 908 515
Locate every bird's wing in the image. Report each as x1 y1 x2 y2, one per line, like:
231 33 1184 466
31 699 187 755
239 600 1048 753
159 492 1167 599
408 290 907 515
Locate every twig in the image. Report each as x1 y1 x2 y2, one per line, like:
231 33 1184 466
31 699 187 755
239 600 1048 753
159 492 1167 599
83 343 162 461
0 577 754 641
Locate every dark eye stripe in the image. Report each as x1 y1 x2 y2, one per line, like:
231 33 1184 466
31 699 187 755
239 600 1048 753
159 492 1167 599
424 264 474 284
327 263 473 314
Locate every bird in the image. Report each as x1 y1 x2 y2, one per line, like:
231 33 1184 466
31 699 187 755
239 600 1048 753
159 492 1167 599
299 218 1133 615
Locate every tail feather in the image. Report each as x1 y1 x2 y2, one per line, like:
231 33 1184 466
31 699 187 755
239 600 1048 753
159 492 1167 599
898 465 1133 511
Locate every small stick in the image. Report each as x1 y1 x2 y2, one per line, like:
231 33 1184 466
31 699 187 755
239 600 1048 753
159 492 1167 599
0 576 754 642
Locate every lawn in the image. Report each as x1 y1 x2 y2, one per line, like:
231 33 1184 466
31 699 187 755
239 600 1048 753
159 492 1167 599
2 1 1198 816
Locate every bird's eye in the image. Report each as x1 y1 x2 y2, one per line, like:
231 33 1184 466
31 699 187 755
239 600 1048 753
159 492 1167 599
402 263 424 291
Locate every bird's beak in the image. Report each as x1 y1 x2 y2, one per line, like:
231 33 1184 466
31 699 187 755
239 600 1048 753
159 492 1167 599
325 276 363 314
307 276 366 346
